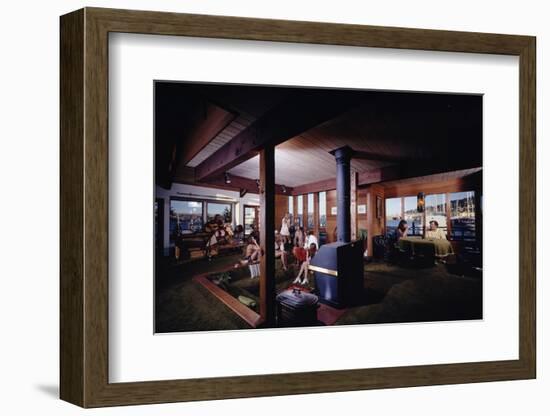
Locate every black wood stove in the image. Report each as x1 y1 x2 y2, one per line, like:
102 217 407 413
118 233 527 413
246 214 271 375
309 146 365 308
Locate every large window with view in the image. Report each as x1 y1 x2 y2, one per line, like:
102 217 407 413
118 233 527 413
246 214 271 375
403 196 424 236
449 191 476 241
297 195 303 227
207 202 232 223
319 191 327 228
385 197 402 238
307 193 315 229
169 199 204 243
426 193 447 236
288 196 294 224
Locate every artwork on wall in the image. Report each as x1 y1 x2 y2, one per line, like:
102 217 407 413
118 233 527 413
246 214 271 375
60 7 535 407
376 195 383 219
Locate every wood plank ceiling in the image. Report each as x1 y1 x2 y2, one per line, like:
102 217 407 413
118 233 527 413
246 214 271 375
156 82 482 190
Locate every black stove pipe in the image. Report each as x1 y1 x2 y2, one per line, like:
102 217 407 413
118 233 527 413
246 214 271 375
330 146 353 243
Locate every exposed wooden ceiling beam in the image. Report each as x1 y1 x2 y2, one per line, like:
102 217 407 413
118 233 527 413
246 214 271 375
172 166 292 195
194 89 364 181
291 163 482 195
177 102 237 167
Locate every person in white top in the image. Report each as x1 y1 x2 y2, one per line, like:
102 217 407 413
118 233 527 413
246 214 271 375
303 230 319 250
280 213 291 244
425 220 447 240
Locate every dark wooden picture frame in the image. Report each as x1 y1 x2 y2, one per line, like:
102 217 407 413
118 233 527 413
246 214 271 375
60 7 536 408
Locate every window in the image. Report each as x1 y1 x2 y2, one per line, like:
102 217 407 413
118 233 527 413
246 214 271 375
426 193 447 236
307 193 315 229
244 206 258 235
288 195 294 223
297 195 303 227
169 199 203 242
404 196 423 236
207 202 232 223
319 191 327 228
385 197 402 237
450 191 476 241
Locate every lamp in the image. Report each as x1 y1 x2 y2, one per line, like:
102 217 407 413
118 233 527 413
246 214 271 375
224 172 231 184
417 192 425 212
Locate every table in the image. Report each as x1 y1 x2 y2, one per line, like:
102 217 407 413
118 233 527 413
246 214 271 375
398 237 454 258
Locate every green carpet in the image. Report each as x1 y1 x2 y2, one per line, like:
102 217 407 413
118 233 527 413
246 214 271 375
155 255 482 333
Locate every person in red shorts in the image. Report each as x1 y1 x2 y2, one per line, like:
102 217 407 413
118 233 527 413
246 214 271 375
293 242 317 286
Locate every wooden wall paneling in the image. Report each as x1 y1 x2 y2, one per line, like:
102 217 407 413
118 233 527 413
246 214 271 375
357 187 368 249
351 169 358 241
366 184 385 258
326 189 337 242
383 175 481 199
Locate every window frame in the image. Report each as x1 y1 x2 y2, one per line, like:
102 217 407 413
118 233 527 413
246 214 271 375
384 190 478 242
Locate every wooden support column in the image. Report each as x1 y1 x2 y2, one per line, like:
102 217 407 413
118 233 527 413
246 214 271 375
259 145 276 326
351 169 358 241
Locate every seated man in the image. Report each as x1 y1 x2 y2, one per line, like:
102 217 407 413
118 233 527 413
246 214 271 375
304 230 319 250
425 220 447 240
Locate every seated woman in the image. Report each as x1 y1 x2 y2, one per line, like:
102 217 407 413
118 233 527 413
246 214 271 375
292 226 307 265
234 236 262 268
395 219 409 242
425 220 447 240
274 233 288 271
293 242 318 286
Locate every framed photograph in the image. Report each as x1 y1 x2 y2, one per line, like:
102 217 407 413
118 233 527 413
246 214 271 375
60 7 536 408
376 195 383 220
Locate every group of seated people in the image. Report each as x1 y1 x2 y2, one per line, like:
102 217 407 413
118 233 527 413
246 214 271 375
395 219 447 241
235 212 319 286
